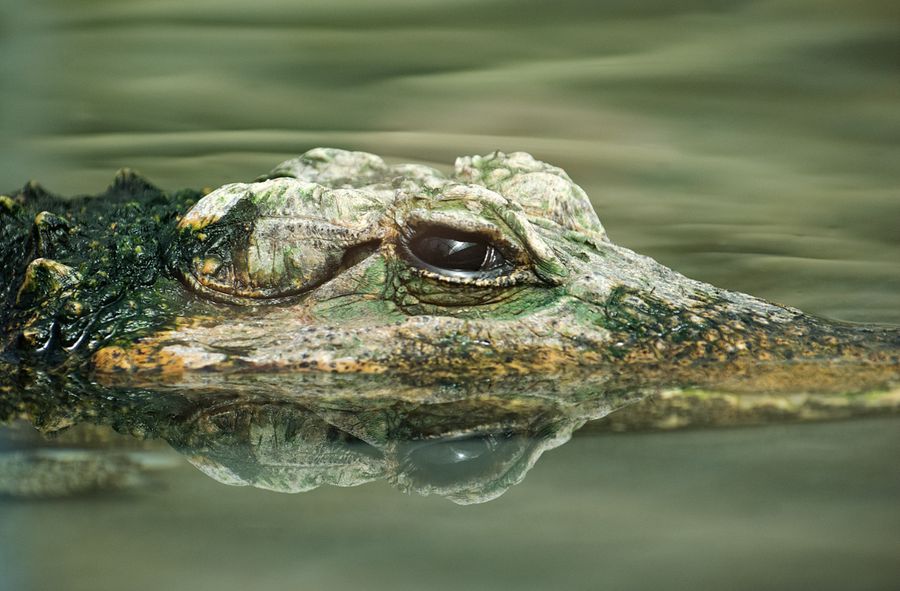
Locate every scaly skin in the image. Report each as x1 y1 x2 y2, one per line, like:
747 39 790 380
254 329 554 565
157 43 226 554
1 147 898 395
1 148 898 502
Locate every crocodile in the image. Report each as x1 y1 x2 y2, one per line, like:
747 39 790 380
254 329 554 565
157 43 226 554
0 148 898 502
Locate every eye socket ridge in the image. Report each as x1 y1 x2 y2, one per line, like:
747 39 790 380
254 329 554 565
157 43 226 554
400 224 516 279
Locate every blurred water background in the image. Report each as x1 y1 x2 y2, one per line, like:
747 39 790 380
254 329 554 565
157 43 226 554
0 1 898 590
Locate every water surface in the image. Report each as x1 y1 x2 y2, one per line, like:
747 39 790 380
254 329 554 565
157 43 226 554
1 1 899 589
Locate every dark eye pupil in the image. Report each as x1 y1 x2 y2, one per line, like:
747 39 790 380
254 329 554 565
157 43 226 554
404 226 512 278
412 236 488 272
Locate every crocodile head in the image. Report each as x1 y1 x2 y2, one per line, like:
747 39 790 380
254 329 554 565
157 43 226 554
1 148 898 398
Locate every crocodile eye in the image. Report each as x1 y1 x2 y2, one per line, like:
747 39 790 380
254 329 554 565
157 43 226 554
405 226 512 278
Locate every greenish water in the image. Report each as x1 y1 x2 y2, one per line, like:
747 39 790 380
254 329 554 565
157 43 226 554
3 419 899 591
1 1 899 590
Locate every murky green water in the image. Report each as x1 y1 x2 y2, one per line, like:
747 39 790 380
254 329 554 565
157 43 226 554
1 1 899 589
3 419 899 591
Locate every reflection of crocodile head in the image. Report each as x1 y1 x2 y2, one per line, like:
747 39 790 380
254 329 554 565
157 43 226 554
168 391 588 504
1 374 627 503
0 370 893 503
2 148 896 396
